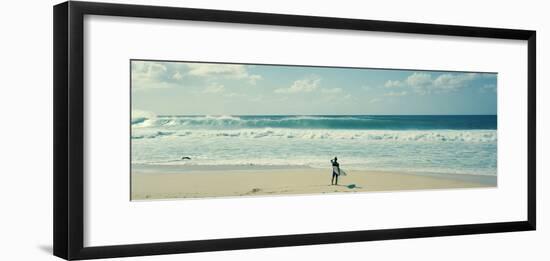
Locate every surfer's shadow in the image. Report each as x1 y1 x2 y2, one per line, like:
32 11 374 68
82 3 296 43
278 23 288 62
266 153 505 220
335 184 362 189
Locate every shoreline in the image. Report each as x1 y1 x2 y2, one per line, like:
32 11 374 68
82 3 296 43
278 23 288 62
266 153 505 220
132 163 312 173
131 165 496 200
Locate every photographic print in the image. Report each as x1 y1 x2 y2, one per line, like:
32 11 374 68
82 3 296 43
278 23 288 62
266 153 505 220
130 60 497 200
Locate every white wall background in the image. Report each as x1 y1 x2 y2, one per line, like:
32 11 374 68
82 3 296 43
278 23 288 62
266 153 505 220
0 0 547 260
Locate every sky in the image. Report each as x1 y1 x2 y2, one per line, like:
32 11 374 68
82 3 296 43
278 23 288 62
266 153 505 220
131 60 497 116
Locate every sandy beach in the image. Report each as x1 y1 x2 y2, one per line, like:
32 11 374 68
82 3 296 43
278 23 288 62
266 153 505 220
131 165 496 200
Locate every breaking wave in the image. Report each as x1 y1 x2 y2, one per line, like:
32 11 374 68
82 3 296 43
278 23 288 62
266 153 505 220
131 114 497 130
131 128 496 143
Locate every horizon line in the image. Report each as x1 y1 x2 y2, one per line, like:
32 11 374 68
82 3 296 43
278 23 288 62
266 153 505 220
151 114 498 116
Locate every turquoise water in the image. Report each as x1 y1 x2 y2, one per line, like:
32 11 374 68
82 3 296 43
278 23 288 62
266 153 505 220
131 115 497 176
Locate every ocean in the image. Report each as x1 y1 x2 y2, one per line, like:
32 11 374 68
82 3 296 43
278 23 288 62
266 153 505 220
131 114 497 176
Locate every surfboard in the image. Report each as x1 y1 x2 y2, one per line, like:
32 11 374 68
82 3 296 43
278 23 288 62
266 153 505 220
333 166 347 176
339 169 347 176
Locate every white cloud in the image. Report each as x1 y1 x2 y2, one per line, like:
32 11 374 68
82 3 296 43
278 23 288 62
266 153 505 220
247 75 263 85
406 73 433 89
186 63 262 84
387 72 483 94
275 75 321 94
132 61 167 80
131 61 263 91
250 95 264 102
432 73 477 91
481 84 497 93
321 87 343 94
369 98 381 103
131 61 170 90
203 83 225 94
172 71 183 80
482 73 498 78
384 91 408 97
384 80 402 88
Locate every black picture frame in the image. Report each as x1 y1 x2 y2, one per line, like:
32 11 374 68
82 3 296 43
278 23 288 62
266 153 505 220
53 1 536 260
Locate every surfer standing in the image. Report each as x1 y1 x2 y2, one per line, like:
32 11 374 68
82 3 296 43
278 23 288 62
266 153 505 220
331 157 340 185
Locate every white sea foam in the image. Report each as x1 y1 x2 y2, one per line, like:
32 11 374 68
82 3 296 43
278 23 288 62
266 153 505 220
131 115 498 176
132 128 496 143
131 110 157 128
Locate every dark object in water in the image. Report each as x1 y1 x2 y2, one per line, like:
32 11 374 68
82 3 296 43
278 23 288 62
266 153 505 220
181 156 191 160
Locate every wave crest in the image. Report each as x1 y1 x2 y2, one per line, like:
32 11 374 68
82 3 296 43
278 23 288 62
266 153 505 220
131 115 497 130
